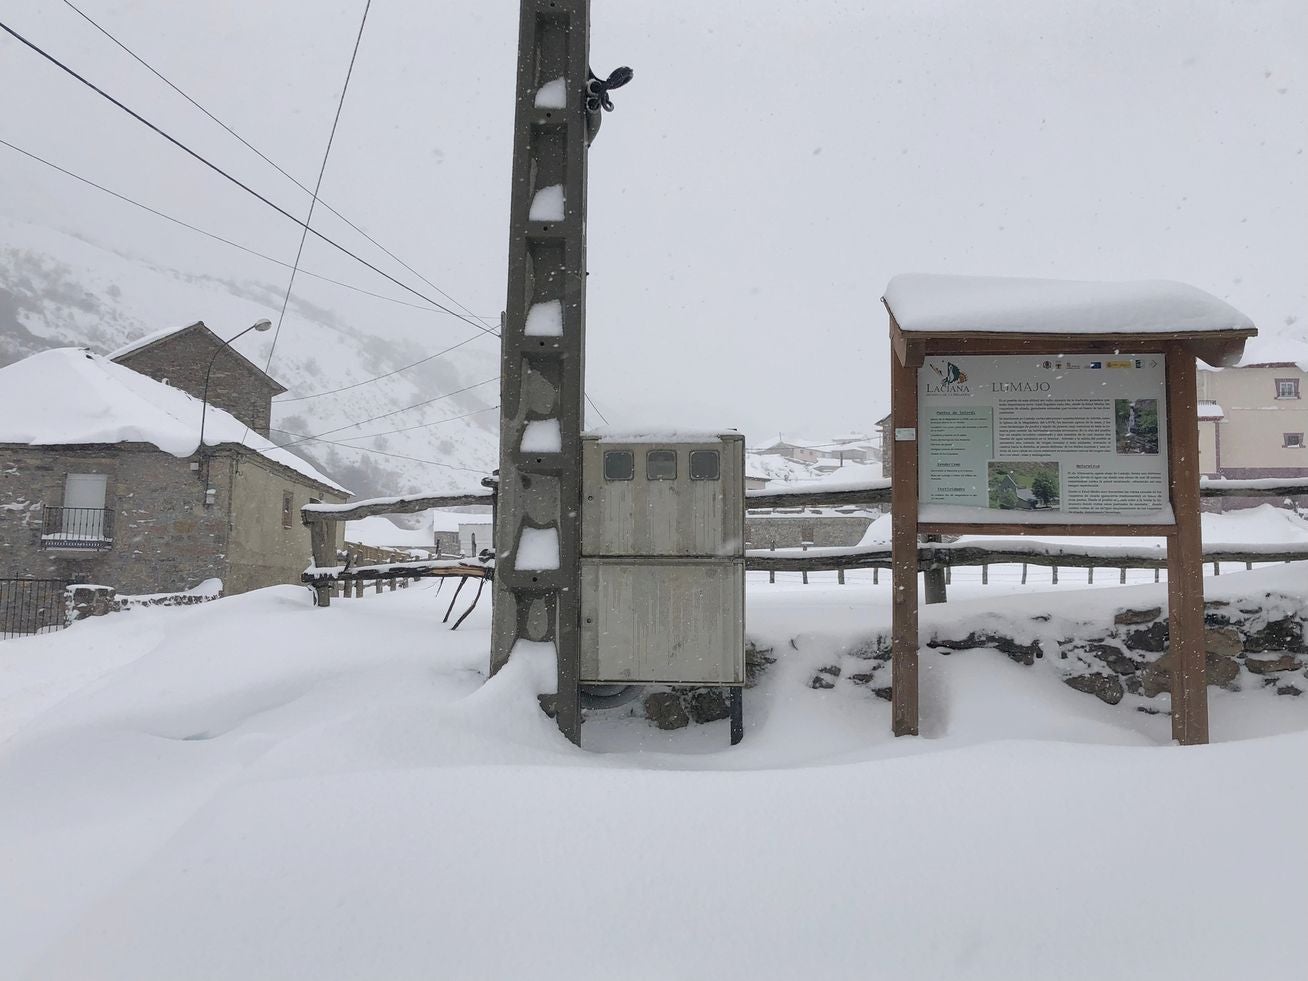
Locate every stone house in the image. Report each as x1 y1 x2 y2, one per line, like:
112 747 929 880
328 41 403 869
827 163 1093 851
109 321 287 436
0 342 348 597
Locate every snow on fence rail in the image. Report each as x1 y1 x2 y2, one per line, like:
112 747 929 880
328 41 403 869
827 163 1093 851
745 541 1308 573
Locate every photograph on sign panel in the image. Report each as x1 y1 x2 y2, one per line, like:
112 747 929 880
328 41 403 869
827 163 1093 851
987 461 1061 511
1114 398 1160 454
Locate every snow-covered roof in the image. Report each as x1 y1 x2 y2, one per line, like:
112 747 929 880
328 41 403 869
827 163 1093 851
108 321 286 393
884 274 1255 335
1233 331 1308 371
1198 403 1225 420
344 515 433 550
0 348 346 494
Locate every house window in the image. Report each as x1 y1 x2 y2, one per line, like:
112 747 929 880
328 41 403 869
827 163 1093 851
646 449 677 480
1275 378 1300 399
282 491 294 528
689 450 720 480
1286 433 1305 449
603 451 634 480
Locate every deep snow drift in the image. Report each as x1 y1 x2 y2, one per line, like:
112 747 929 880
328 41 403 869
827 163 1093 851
2 570 1306 980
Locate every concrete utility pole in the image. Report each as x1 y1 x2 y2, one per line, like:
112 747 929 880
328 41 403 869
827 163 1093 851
490 0 629 744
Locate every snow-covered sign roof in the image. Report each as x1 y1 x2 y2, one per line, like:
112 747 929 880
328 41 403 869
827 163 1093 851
109 321 286 394
1198 403 1225 420
884 274 1255 335
0 348 346 493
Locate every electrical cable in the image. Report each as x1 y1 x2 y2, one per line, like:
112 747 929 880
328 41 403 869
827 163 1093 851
276 332 490 403
276 375 500 448
0 17 495 339
59 0 497 334
321 404 498 444
274 431 493 475
0 135 413 306
584 392 610 425
264 0 371 372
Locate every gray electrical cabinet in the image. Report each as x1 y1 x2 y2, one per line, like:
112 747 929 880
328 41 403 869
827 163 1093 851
579 433 746 696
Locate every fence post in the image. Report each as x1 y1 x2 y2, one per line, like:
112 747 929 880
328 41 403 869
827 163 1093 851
981 564 988 585
375 580 383 594
769 542 775 584
1120 567 1127 584
801 541 810 585
837 569 845 585
1154 568 1160 583
1088 566 1094 584
354 580 364 598
1021 563 1028 585
1212 561 1220 576
873 566 879 585
1052 566 1059 585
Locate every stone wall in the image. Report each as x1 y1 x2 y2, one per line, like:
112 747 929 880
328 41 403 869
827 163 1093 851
631 602 1306 732
746 513 874 549
803 600 1307 707
114 327 281 436
0 443 231 594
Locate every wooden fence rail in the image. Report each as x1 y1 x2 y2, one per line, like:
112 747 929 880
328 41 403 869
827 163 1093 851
745 544 1308 574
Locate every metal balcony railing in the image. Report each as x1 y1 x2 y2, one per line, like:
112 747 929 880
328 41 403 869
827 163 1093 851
40 507 114 550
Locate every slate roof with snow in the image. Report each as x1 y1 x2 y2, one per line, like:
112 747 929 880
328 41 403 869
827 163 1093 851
0 348 346 494
884 274 1256 335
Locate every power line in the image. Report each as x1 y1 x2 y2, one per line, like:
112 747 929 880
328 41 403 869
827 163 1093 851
0 17 496 339
330 404 499 443
0 133 503 413
276 375 500 448
277 332 492 403
585 392 610 425
274 431 492 475
0 135 455 316
265 0 371 372
58 0 497 334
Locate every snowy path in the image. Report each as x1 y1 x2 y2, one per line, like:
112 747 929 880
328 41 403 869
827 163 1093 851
1 575 1306 980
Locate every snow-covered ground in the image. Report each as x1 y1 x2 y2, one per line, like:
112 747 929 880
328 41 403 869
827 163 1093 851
2 567 1306 980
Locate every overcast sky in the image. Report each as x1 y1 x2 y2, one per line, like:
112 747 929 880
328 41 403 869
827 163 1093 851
2 0 1304 442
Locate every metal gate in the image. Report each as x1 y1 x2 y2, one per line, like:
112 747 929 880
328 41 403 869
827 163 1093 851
0 579 66 640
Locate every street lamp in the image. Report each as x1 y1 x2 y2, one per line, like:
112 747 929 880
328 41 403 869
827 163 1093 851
197 319 272 489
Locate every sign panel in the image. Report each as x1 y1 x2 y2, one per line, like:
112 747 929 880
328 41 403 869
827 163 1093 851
918 354 1170 523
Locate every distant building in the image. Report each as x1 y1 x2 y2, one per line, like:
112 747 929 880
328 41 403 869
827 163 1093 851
754 436 823 465
1197 353 1307 480
0 346 347 596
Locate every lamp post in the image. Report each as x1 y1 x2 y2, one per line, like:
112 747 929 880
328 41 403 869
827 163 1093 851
198 319 272 491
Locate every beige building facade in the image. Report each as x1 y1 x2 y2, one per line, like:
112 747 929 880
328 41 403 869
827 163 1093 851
1197 361 1307 478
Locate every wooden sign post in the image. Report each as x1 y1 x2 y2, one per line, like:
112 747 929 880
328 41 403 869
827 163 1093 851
883 275 1256 745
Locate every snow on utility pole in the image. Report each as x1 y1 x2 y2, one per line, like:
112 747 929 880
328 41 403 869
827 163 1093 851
490 0 630 744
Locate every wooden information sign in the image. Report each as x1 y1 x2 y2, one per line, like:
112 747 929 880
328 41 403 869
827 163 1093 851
883 275 1257 745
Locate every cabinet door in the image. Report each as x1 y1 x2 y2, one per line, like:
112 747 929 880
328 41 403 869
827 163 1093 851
581 560 744 684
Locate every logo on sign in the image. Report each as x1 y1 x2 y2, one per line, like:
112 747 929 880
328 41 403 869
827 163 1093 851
925 361 971 395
